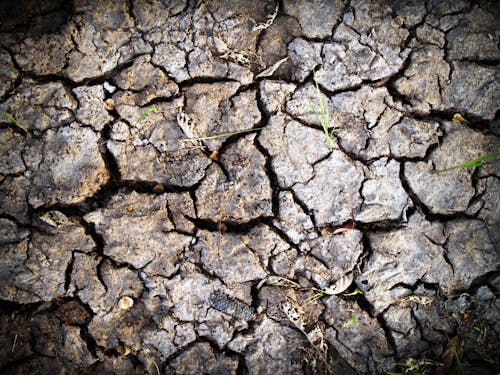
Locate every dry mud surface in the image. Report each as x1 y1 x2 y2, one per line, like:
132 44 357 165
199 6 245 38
0 1 499 374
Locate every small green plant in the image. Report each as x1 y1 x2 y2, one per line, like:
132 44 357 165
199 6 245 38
134 104 157 126
308 67 335 149
342 312 358 328
344 288 364 296
179 127 263 142
435 152 499 174
1 110 28 132
387 361 428 375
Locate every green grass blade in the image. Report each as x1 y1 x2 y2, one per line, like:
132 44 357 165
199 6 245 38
134 105 157 126
435 152 499 174
179 127 263 142
1 110 28 132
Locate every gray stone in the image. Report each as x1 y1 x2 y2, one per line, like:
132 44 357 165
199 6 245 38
84 191 193 275
24 125 109 207
355 158 411 223
108 99 211 186
357 212 452 313
0 80 77 132
73 85 112 131
0 216 95 303
323 295 395 374
196 135 272 223
283 0 343 38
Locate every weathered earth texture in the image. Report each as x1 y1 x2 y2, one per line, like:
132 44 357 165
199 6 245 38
0 0 499 374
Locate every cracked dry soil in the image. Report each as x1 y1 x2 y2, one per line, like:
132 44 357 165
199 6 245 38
0 0 499 374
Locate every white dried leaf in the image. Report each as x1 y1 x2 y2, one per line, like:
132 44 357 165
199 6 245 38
256 57 289 78
323 273 353 295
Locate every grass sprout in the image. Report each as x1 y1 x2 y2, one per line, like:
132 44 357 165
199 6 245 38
134 105 157 126
344 288 364 296
1 110 28 132
179 127 263 142
342 312 358 328
308 67 335 149
435 152 499 174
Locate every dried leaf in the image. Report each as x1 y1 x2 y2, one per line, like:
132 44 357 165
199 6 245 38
452 113 470 125
256 57 289 78
323 273 353 295
281 300 305 332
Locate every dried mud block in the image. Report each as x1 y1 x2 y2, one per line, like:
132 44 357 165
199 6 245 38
475 177 500 245
166 269 223 322
65 3 152 82
0 80 77 132
274 191 314 244
393 45 450 114
0 312 33 368
283 0 343 38
108 99 210 186
310 229 364 276
259 80 296 115
149 4 256 83
85 191 193 276
446 4 499 61
443 219 497 291
113 55 179 106
0 48 18 96
6 31 73 76
183 83 261 151
0 128 26 175
355 158 411 223
0 176 30 223
196 136 272 223
73 85 112 131
258 112 330 188
69 253 106 314
133 0 187 31
357 212 453 313
31 313 97 368
209 291 255 321
292 150 364 227
169 342 239 375
324 296 395 375
286 83 333 127
405 122 498 215
24 125 109 207
0 218 29 245
288 38 322 82
388 117 442 159
306 4 410 91
442 62 499 120
228 317 306 374
196 230 267 285
383 304 427 359
0 216 95 303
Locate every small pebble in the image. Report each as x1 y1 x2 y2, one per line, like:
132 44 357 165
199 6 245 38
118 296 134 310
